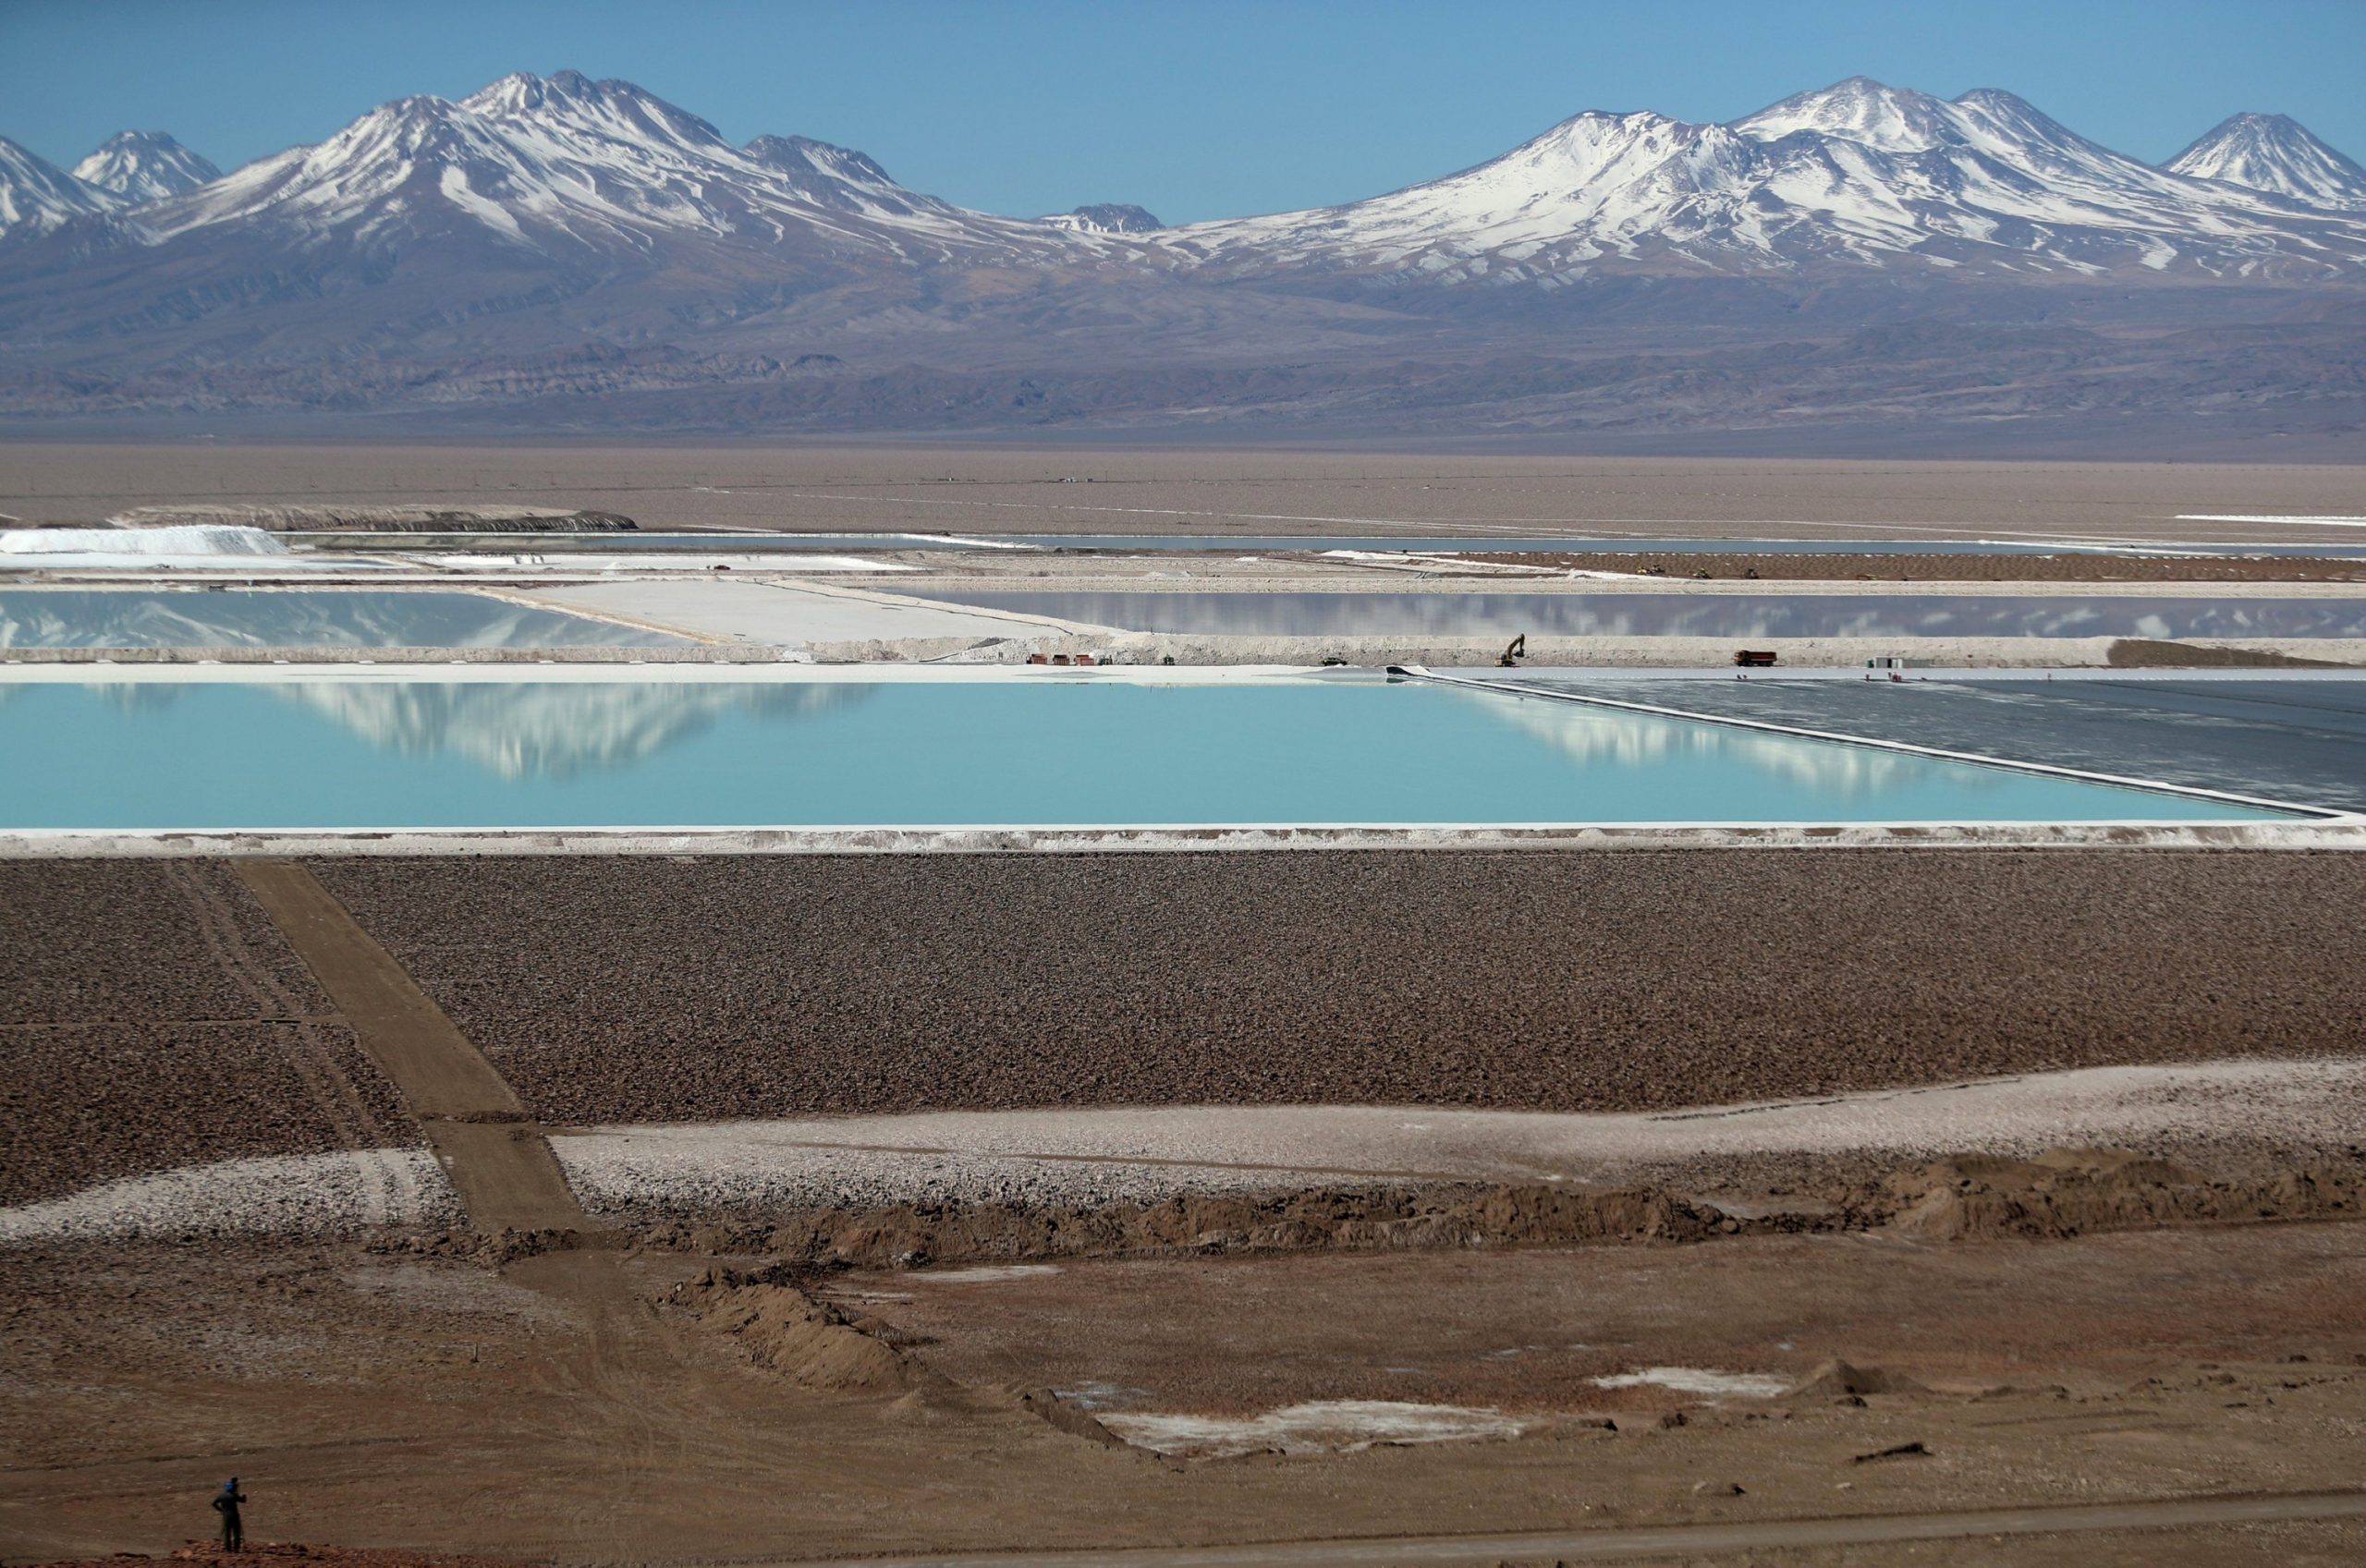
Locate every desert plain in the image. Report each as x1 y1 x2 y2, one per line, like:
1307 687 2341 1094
4 447 2366 1566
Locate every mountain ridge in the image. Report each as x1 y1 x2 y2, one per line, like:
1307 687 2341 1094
1 71 2360 449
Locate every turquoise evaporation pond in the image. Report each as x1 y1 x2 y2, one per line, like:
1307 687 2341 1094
0 676 2293 830
0 589 684 649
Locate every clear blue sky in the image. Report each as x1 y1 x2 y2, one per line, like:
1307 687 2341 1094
3 0 2360 224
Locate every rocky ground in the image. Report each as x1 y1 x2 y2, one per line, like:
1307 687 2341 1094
0 863 413 1206
7 850 2366 1563
311 850 2366 1128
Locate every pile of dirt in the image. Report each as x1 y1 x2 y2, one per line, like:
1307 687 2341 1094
629 1150 2366 1269
2107 638 2352 668
1872 1148 2366 1241
1784 1357 1929 1399
645 1185 1745 1270
669 1262 938 1393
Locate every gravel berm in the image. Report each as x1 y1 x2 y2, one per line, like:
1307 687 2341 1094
311 851 2366 1127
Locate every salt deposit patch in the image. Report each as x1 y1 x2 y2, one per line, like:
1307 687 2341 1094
1 526 287 557
549 1059 2366 1215
1099 1399 1525 1457
909 1264 1061 1283
0 1149 457 1242
1592 1367 1792 1399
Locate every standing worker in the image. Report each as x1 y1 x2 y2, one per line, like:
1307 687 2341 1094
212 1478 247 1552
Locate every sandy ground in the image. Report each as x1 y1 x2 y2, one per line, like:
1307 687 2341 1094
6 446 2365 546
542 1061 2366 1217
9 852 2366 1564
7 1215 2366 1564
308 851 2366 1127
845 1219 2366 1420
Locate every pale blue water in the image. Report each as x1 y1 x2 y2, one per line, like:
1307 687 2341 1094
901 591 2366 640
0 676 2288 830
0 590 684 649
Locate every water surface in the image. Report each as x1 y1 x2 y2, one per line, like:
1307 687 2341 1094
900 590 2366 640
0 590 684 649
0 675 2285 830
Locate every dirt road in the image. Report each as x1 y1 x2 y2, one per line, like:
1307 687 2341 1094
234 859 584 1234
801 1491 2366 1565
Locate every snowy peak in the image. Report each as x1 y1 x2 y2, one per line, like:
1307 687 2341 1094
0 135 116 242
1040 202 1162 234
1178 78 2366 283
2167 113 2366 209
136 69 1079 266
1735 77 1958 152
72 131 219 203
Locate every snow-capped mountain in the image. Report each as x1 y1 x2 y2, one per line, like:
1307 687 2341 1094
2167 113 2366 210
1041 202 1163 235
1 70 2361 445
71 131 220 204
135 69 1092 270
0 136 117 242
1174 78 2366 281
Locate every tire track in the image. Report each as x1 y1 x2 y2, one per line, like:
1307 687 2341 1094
165 861 410 1219
233 858 588 1234
801 1489 2366 1566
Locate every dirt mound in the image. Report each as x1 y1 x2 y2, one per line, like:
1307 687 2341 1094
627 1149 2366 1270
644 1184 1732 1270
2107 638 2350 668
1875 1148 2365 1241
1014 1387 1129 1447
1783 1358 1929 1399
670 1263 940 1393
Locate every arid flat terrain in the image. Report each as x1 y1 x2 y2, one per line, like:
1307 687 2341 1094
6 445 2364 544
311 851 2366 1127
5 849 2366 1565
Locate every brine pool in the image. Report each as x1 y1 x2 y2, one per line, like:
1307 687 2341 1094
0 671 2300 832
898 591 2366 640
0 589 685 649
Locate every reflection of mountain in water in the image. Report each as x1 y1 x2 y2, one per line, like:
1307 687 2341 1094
278 681 872 780
925 591 2366 640
1461 688 1994 802
0 590 682 649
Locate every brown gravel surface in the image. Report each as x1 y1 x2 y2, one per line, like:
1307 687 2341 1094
0 863 413 1207
0 1022 404 1208
313 850 2366 1127
9 1224 2366 1564
10 446 2366 545
1475 551 2366 582
1 862 330 1023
